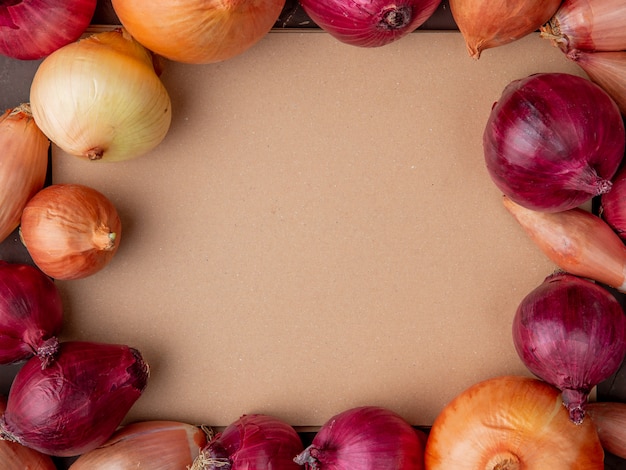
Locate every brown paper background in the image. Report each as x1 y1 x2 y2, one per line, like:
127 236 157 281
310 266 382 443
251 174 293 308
51 31 582 427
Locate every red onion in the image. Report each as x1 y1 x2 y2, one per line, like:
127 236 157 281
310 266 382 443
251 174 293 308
0 261 62 366
190 414 303 469
601 164 626 239
483 72 625 212
0 340 149 457
0 0 97 60
298 0 442 47
512 271 626 424
293 406 425 469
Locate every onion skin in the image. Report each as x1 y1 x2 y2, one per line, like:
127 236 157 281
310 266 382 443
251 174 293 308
293 406 425 469
424 375 604 469
449 0 561 59
0 0 97 60
586 402 626 459
0 103 49 245
191 414 303 469
512 271 626 424
502 195 626 293
20 183 122 281
299 0 442 48
0 261 63 367
30 28 172 162
111 0 285 64
0 341 149 457
601 164 626 239
484 73 625 212
69 420 208 469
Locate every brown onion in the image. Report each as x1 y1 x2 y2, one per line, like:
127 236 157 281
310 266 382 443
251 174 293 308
449 0 561 59
0 103 49 245
20 183 122 280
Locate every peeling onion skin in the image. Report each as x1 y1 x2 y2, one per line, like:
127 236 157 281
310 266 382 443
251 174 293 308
484 72 625 212
299 0 442 48
0 0 97 60
424 375 604 469
0 341 150 457
512 272 626 425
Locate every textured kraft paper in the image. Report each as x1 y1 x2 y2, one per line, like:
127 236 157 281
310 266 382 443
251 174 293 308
51 31 583 427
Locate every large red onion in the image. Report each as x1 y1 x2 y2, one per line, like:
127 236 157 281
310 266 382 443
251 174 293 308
512 271 626 424
0 341 149 457
0 261 62 366
293 406 426 469
191 414 303 469
0 0 97 60
483 72 625 212
298 0 442 47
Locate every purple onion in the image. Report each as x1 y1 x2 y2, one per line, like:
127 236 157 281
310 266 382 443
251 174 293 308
512 271 626 424
299 0 442 47
483 72 625 212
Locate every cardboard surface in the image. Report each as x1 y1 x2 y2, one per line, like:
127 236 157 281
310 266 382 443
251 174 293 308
52 31 582 427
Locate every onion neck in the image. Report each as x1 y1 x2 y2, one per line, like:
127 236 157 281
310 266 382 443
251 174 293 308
563 166 612 196
379 6 412 30
94 227 117 251
562 389 588 425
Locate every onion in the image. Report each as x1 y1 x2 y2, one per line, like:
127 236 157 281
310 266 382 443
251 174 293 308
298 0 442 48
69 420 209 469
0 103 49 245
0 261 62 367
449 0 561 59
540 0 626 54
191 414 303 469
20 183 122 281
30 28 171 162
293 406 425 469
424 375 604 469
483 72 625 212
512 271 626 424
0 0 97 60
111 0 285 64
601 164 626 239
0 396 56 470
502 195 626 293
0 340 150 457
586 402 626 460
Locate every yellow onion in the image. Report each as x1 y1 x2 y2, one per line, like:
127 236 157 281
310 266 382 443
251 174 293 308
0 104 49 244
110 0 286 64
69 420 209 469
449 0 562 59
424 375 604 469
20 183 121 280
30 28 171 162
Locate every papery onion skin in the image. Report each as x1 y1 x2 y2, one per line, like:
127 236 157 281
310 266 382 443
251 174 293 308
30 28 171 162
540 0 626 53
299 0 442 48
293 406 425 469
69 420 208 469
191 414 303 470
0 341 149 457
0 261 62 367
0 103 49 245
111 0 285 64
586 402 626 460
424 375 604 469
20 183 121 281
601 164 626 239
449 0 561 59
0 0 97 60
512 271 626 424
484 72 625 212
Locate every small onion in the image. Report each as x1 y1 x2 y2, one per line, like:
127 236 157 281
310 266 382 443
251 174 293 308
0 103 49 245
293 406 425 469
0 0 97 60
586 402 626 460
298 0 442 48
601 164 626 239
512 271 626 424
111 0 286 64
30 28 172 162
20 183 122 281
0 261 62 366
0 340 150 457
424 375 604 469
484 72 625 212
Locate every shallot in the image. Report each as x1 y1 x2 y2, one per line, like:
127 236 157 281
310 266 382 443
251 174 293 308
587 401 626 459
